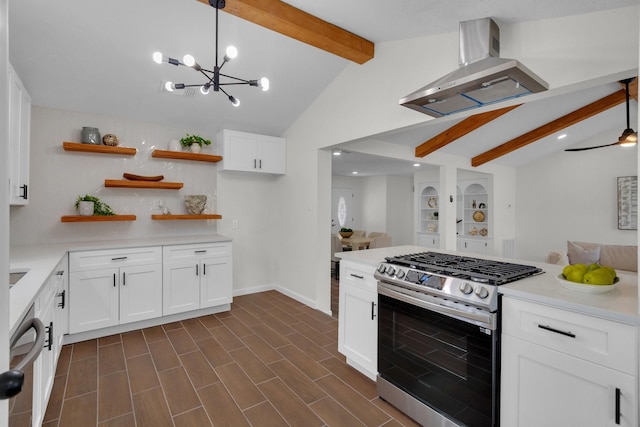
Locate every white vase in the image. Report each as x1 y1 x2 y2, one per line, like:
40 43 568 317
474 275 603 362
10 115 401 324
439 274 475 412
190 143 201 154
168 139 181 151
78 201 94 216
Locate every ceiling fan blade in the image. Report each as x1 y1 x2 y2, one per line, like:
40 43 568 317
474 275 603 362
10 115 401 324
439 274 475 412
564 142 620 152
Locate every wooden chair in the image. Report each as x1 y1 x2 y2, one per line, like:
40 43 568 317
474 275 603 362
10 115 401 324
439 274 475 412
331 234 343 279
369 235 392 249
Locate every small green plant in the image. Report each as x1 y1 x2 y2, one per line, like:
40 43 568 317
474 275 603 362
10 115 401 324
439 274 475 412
180 134 212 148
75 195 116 216
340 227 353 232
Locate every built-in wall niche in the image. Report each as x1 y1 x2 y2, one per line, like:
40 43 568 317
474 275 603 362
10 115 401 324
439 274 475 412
457 169 492 255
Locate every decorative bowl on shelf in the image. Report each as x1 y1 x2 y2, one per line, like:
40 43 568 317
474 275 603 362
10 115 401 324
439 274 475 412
184 195 207 215
339 231 353 238
427 197 438 208
472 210 485 222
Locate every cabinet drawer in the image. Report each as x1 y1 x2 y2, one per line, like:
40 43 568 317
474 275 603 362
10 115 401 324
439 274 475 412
341 262 376 292
163 242 231 261
502 297 638 374
70 246 162 271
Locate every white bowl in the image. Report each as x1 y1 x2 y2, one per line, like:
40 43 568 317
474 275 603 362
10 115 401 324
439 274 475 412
556 274 618 294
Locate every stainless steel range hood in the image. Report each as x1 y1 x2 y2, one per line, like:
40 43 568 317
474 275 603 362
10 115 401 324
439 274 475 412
400 17 548 117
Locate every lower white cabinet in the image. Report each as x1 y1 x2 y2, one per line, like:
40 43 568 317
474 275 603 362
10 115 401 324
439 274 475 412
163 242 232 315
417 233 439 248
338 260 377 380
501 296 638 427
69 247 162 334
457 237 489 254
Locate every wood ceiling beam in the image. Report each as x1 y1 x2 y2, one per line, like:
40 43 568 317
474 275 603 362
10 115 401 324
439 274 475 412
471 89 628 167
196 0 375 64
622 77 638 101
415 104 521 158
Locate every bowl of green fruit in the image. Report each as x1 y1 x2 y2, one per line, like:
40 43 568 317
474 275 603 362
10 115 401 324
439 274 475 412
557 263 619 293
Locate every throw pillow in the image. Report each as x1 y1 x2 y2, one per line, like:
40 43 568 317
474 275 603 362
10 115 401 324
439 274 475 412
567 241 601 265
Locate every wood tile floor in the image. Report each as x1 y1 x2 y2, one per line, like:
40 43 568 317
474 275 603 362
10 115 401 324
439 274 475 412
43 290 420 427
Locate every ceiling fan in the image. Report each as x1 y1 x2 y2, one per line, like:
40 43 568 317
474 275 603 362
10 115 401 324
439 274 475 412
565 78 638 152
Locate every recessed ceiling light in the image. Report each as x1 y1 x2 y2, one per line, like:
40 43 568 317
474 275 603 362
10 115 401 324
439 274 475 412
352 171 358 175
557 134 567 140
413 163 420 167
333 150 342 156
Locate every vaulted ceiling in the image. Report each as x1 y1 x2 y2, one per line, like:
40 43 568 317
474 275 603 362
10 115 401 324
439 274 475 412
8 0 639 174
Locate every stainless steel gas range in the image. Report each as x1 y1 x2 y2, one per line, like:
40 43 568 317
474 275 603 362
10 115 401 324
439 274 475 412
374 251 543 427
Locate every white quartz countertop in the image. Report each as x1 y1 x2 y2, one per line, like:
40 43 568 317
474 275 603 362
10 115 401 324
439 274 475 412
9 234 232 335
337 245 640 325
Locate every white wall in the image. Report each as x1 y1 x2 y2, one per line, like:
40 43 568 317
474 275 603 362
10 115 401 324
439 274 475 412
280 7 639 313
10 106 219 245
360 176 387 233
386 175 414 246
516 128 637 262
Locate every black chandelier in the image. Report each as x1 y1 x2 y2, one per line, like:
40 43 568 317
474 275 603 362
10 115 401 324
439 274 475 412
153 0 269 107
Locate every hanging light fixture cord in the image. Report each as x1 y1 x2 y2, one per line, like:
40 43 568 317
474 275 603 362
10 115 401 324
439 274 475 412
153 0 269 107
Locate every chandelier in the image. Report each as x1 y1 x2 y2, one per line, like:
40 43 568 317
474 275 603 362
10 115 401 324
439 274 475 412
152 0 269 107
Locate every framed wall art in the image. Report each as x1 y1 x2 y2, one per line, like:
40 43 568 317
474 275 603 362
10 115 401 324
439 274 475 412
617 176 637 230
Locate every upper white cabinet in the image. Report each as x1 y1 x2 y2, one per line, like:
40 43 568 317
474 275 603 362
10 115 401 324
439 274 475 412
218 129 286 174
8 63 31 205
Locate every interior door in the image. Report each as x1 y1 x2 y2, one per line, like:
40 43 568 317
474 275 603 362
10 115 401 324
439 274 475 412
331 187 354 233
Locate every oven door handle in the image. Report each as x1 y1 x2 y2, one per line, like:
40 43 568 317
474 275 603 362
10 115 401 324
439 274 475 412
0 317 45 400
378 284 495 329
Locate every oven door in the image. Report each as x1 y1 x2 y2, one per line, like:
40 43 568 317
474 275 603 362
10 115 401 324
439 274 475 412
377 283 499 427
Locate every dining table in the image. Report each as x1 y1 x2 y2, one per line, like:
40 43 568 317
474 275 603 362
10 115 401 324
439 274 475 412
339 235 372 251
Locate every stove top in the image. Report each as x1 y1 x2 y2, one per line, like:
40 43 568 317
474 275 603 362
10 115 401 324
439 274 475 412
383 251 543 286
375 251 544 312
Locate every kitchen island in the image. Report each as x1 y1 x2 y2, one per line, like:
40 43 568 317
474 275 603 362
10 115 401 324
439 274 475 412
337 245 639 427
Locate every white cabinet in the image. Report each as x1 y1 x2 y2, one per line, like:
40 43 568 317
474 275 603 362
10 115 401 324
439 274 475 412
163 242 232 315
457 237 490 254
53 254 68 357
69 247 162 334
218 129 286 174
338 260 377 380
8 63 31 205
417 233 439 248
501 297 638 427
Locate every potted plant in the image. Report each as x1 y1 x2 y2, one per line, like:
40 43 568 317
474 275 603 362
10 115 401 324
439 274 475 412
75 195 116 216
180 133 212 153
339 227 353 238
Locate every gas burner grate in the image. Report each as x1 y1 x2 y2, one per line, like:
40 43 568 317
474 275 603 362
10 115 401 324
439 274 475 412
384 251 543 285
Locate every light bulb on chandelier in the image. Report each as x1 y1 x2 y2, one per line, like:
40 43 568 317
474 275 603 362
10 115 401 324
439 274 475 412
152 0 269 107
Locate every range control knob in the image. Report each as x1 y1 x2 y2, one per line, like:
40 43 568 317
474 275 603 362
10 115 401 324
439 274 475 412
475 286 490 299
459 282 473 295
396 269 405 279
377 264 386 274
386 266 396 276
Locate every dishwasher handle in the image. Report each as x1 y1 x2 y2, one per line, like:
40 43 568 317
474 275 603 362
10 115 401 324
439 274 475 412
0 317 45 399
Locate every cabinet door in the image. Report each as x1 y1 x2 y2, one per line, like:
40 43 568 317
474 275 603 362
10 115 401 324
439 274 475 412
501 335 638 427
34 292 55 427
200 256 232 308
69 268 119 333
8 65 30 205
258 135 285 174
119 264 163 324
163 261 201 315
417 234 439 248
338 284 377 379
220 130 259 172
54 264 68 361
458 238 488 254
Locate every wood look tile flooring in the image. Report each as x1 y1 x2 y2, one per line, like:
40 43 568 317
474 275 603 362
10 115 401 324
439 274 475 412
43 290 419 427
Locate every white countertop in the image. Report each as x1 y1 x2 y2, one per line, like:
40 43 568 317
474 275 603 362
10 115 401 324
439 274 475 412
337 245 640 325
9 234 232 335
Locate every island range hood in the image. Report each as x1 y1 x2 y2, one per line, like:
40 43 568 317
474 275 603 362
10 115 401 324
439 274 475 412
400 17 548 117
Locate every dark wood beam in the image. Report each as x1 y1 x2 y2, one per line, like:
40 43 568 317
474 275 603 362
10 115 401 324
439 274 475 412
471 89 628 167
196 0 375 64
415 105 520 158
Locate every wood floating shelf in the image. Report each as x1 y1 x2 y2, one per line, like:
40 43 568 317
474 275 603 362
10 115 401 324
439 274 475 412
152 149 222 163
61 215 137 222
63 142 137 156
151 214 222 220
104 179 183 189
